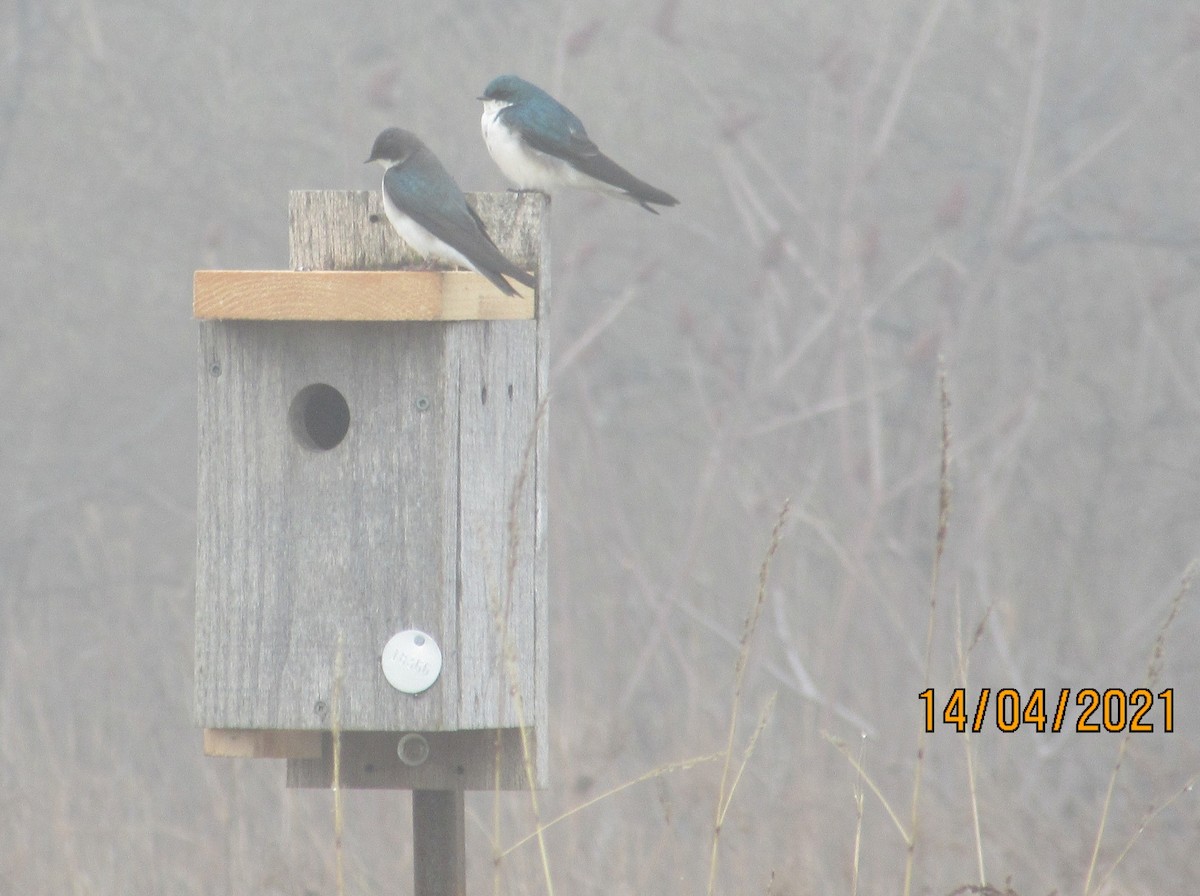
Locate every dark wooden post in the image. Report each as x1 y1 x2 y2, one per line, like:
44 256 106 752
413 790 467 896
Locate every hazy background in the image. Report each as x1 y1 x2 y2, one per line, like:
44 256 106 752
3 1 1199 893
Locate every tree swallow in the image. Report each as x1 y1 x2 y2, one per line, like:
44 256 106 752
365 128 536 297
479 75 678 214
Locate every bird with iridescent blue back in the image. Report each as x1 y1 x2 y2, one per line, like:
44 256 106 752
479 75 678 214
365 128 535 297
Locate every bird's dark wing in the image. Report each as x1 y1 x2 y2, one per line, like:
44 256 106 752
564 150 679 211
500 103 678 211
461 202 538 290
385 159 535 292
499 100 599 165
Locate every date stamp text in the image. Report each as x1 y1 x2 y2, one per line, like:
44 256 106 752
918 688 1174 733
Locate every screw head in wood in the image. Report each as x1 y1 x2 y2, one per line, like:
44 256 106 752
397 733 430 766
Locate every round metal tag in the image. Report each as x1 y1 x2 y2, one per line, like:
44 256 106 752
381 630 443 694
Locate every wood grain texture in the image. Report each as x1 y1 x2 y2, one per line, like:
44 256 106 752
196 321 460 732
288 189 541 271
532 188 551 783
193 270 534 320
195 190 550 787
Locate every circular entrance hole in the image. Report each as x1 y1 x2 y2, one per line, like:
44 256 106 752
289 383 350 451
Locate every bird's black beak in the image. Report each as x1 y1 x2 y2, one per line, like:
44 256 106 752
364 156 374 164
476 95 487 101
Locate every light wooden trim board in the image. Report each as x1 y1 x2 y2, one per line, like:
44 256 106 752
194 269 535 321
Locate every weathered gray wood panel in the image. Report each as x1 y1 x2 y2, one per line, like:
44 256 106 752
452 319 538 730
196 321 460 731
288 190 541 271
196 191 549 780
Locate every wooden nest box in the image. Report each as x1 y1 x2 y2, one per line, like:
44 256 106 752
193 190 549 790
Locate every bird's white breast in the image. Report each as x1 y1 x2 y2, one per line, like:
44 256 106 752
480 100 636 201
481 100 563 191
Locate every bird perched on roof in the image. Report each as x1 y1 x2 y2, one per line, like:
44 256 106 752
479 75 678 213
365 127 536 297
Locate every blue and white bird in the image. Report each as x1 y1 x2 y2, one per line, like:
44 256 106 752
479 75 678 214
365 128 535 297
